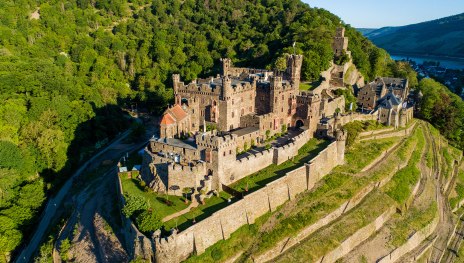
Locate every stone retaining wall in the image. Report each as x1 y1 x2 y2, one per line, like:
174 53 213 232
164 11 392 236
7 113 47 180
377 215 439 263
316 206 397 263
253 183 377 263
359 122 416 142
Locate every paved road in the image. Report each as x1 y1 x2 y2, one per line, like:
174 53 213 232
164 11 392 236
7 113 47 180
15 127 137 263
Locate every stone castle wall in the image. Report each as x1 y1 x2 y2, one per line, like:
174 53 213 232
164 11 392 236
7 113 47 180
227 129 312 184
154 140 345 263
321 96 345 117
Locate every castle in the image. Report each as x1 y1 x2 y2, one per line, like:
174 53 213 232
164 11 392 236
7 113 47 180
132 27 417 263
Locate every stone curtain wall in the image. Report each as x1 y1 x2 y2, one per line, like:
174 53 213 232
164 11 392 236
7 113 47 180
228 129 312 184
154 139 345 263
377 215 439 263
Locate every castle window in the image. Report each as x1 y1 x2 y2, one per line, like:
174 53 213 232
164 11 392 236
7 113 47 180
241 108 244 116
232 111 235 118
275 97 277 103
223 151 226 156
250 94 252 100
281 107 283 112
229 150 232 154
232 99 234 105
282 95 284 100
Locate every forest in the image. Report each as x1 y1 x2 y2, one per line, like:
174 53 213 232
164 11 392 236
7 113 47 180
0 0 461 260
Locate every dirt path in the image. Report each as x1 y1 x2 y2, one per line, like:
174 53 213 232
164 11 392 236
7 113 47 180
32 117 157 263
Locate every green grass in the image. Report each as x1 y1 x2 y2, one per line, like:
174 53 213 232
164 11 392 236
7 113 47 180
384 128 425 204
299 83 313 91
119 173 188 222
275 191 395 263
389 203 437 247
163 191 232 231
230 138 330 193
450 169 464 209
344 137 400 173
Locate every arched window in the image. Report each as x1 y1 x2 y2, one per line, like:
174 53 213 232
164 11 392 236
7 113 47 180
241 108 244 116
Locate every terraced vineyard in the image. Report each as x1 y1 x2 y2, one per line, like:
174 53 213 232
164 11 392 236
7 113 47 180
181 121 463 263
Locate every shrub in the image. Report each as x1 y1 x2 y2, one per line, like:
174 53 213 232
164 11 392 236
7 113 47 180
136 210 162 233
122 195 148 218
211 247 223 260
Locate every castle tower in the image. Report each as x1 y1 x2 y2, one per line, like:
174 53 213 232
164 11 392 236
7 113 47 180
270 76 283 114
307 94 321 136
221 75 232 100
221 58 232 76
173 74 181 104
285 54 303 87
332 27 348 57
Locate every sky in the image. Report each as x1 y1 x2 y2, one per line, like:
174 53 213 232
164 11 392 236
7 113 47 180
303 0 464 28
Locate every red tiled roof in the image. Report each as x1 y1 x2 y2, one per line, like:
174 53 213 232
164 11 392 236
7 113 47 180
159 104 188 126
169 104 188 121
160 113 176 126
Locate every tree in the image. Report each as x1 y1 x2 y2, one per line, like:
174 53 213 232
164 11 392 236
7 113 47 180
136 210 162 233
122 195 148 218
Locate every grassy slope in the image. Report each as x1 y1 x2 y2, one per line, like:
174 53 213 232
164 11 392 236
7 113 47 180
184 133 413 262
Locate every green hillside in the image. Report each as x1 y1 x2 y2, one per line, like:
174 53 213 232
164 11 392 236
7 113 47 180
1 0 464 261
364 13 464 58
0 0 398 259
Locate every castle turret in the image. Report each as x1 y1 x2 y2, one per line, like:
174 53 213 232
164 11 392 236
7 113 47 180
221 58 232 76
270 76 283 113
332 27 348 57
173 74 181 104
286 54 303 87
221 75 232 100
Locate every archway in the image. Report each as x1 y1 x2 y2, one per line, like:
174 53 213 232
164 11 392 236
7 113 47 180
181 98 189 106
296 119 304 129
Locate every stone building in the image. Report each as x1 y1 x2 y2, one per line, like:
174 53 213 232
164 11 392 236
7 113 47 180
159 104 191 138
141 53 347 196
357 77 409 110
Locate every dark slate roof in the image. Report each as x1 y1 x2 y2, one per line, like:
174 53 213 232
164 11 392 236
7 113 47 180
377 92 402 109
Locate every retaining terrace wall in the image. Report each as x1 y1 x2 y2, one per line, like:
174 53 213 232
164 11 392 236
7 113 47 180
359 122 416 142
316 206 397 263
377 215 439 263
154 140 345 263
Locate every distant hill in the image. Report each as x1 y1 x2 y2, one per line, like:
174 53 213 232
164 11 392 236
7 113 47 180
362 13 464 58
356 28 377 35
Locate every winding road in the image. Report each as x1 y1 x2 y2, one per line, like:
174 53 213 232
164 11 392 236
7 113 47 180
15 116 156 263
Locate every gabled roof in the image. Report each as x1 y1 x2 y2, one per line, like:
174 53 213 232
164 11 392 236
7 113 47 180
169 104 188 121
377 92 402 109
160 104 188 126
160 112 176 126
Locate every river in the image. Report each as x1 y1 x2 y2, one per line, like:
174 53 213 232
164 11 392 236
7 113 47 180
390 54 464 70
